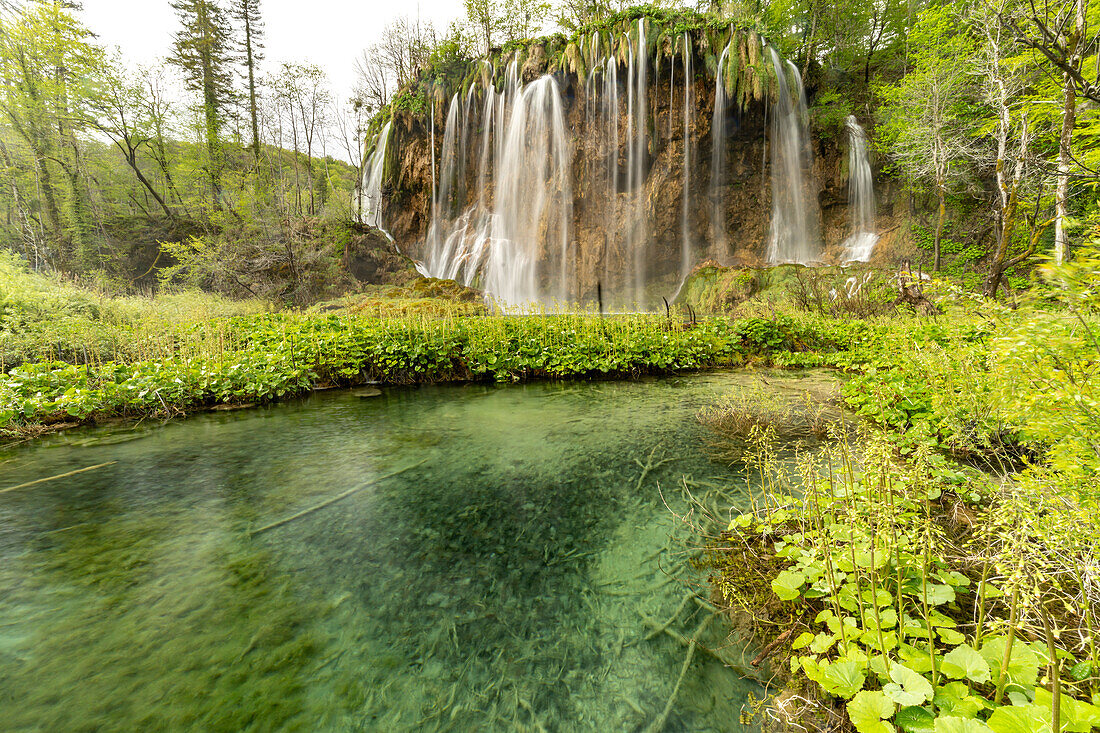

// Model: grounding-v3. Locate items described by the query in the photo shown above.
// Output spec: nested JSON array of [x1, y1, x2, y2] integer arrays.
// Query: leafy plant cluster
[[0, 312, 764, 435], [719, 447, 1100, 733]]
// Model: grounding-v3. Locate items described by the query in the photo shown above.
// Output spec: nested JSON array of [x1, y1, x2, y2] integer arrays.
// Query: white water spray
[[421, 71, 573, 308]]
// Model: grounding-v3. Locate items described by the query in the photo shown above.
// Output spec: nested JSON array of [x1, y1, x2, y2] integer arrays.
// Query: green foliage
[[707, 254, 1100, 733], [3, 307, 834, 433]]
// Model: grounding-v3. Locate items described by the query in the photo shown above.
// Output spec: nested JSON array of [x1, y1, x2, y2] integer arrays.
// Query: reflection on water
[[0, 373, 828, 731]]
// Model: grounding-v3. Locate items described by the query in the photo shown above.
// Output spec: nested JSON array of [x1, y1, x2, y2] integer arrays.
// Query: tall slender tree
[[169, 0, 235, 208], [233, 0, 264, 165]]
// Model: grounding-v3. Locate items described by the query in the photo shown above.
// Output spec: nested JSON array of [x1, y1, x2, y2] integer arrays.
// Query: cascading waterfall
[[361, 121, 391, 231], [766, 47, 820, 264], [396, 26, 859, 309], [843, 115, 878, 262], [420, 69, 572, 308], [709, 37, 732, 251], [626, 19, 649, 307], [678, 32, 694, 293], [601, 55, 620, 303], [484, 76, 574, 305]]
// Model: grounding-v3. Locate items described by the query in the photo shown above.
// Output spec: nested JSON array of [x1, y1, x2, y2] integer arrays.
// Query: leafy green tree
[[169, 0, 236, 209], [0, 1, 104, 270], [464, 0, 503, 51], [876, 4, 979, 270], [90, 56, 177, 221]]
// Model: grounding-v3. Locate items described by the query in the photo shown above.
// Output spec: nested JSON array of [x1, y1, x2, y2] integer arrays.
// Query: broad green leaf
[[791, 631, 815, 650], [979, 636, 1041, 687], [884, 664, 935, 706], [926, 584, 956, 605], [1068, 661, 1093, 682], [938, 628, 965, 645], [1033, 688, 1100, 732], [847, 690, 895, 733], [819, 660, 868, 698], [895, 705, 936, 733], [772, 570, 806, 600], [810, 632, 838, 654], [985, 703, 1051, 733], [940, 644, 992, 684], [934, 681, 988, 718], [899, 643, 936, 673], [934, 716, 994, 733]]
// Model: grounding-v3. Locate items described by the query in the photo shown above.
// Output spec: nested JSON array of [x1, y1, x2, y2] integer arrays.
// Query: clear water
[[0, 373, 805, 731]]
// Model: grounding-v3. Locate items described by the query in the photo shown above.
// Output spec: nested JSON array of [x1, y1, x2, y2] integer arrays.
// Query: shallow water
[[0, 372, 829, 731]]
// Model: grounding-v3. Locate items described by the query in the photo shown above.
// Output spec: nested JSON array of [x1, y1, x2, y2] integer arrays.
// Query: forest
[[1, 0, 1099, 732]]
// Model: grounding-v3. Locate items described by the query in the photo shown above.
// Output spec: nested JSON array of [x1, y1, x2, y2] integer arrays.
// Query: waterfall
[[679, 32, 694, 294], [626, 18, 649, 307], [843, 115, 878, 262], [361, 121, 391, 231], [709, 37, 732, 251], [602, 55, 620, 303], [420, 71, 572, 308], [766, 47, 820, 264], [485, 76, 573, 306], [400, 27, 831, 310]]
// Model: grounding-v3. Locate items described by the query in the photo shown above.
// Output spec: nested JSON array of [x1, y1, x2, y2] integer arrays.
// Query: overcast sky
[[80, 0, 467, 100]]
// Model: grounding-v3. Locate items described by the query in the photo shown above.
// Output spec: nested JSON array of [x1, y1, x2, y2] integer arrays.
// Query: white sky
[[80, 0, 467, 101]]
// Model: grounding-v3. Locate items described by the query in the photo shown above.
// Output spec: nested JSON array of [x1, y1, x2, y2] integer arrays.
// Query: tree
[[90, 56, 177, 221], [0, 1, 104, 269], [354, 16, 438, 109], [877, 5, 979, 270], [998, 0, 1098, 263], [501, 0, 550, 42], [973, 1, 1043, 296], [291, 64, 330, 216], [232, 0, 264, 165], [169, 0, 236, 209], [332, 95, 369, 222], [465, 0, 503, 52]]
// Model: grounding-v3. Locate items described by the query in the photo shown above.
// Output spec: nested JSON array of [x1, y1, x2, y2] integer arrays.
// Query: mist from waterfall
[[766, 48, 820, 264], [361, 121, 391, 231], [843, 115, 878, 262]]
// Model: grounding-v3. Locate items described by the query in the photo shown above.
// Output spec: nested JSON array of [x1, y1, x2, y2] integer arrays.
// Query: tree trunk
[[197, 2, 223, 209], [243, 5, 261, 165], [1054, 0, 1086, 264], [933, 183, 945, 271], [123, 144, 175, 219], [1055, 73, 1077, 264]]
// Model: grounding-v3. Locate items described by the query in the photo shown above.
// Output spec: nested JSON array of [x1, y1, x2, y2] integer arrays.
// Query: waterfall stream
[[843, 115, 878, 262], [709, 38, 732, 253], [361, 121, 391, 232], [766, 48, 820, 264], [679, 31, 694, 295]]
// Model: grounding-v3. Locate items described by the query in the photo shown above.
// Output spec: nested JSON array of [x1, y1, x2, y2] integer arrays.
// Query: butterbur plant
[[711, 436, 1100, 733]]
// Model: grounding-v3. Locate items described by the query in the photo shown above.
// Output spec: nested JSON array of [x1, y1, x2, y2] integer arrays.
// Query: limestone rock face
[[344, 224, 419, 286]]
